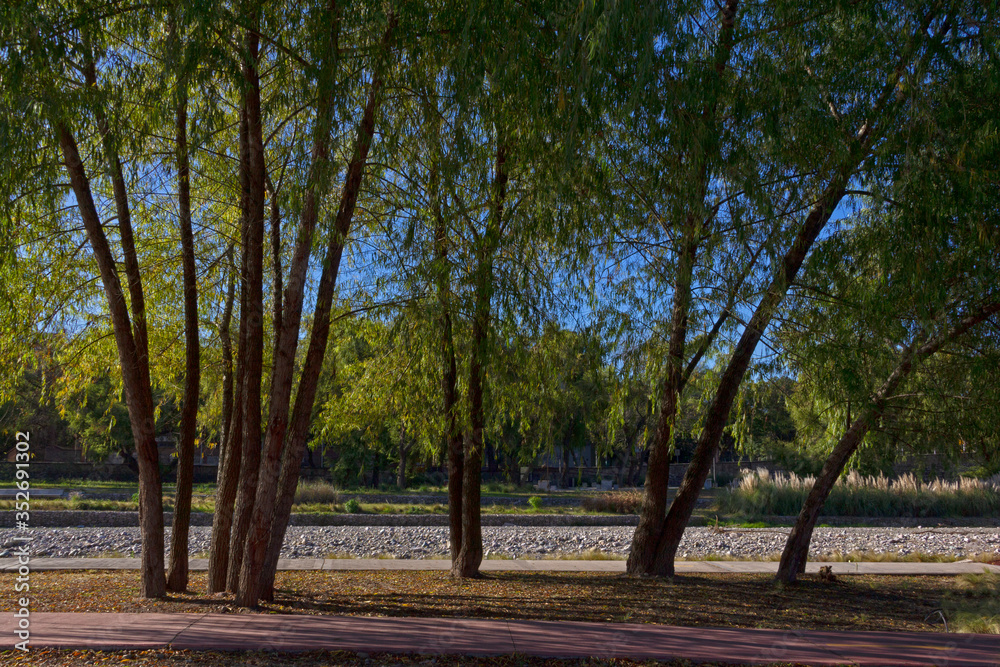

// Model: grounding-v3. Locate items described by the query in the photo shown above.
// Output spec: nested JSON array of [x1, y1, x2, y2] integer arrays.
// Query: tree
[[776, 302, 1000, 582], [4, 3, 179, 596], [774, 28, 1000, 580], [248, 8, 400, 606], [643, 2, 960, 577], [165, 4, 201, 593]]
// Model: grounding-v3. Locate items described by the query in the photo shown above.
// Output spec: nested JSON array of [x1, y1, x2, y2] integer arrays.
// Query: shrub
[[485, 480, 520, 494], [581, 489, 643, 514], [344, 498, 362, 513], [294, 480, 342, 505], [717, 468, 1000, 518], [527, 495, 543, 511]]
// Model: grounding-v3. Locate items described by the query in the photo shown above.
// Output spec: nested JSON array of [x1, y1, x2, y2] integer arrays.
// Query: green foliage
[[527, 495, 543, 511], [344, 498, 362, 514], [506, 325, 610, 463]]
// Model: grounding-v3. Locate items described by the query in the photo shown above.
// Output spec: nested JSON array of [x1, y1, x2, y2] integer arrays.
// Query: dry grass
[[580, 490, 643, 514], [718, 469, 1000, 518], [815, 550, 997, 563], [542, 549, 625, 560], [0, 569, 953, 634], [293, 480, 343, 505]]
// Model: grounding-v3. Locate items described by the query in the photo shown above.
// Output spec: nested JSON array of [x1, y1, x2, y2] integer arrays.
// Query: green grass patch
[[942, 569, 1000, 633]]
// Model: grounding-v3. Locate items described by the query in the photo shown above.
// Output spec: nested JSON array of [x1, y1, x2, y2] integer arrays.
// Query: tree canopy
[[2, 0, 997, 600]]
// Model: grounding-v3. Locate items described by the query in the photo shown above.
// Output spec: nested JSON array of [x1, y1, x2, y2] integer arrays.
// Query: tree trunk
[[256, 22, 394, 602], [235, 0, 341, 607], [454, 310, 485, 577], [208, 313, 243, 592], [623, 0, 738, 577], [431, 137, 464, 563], [776, 301, 1000, 583], [217, 245, 236, 478], [371, 452, 381, 488], [57, 123, 165, 598], [208, 113, 250, 593], [618, 446, 631, 488], [453, 143, 507, 579], [167, 71, 199, 593], [626, 232, 692, 574], [227, 19, 267, 591], [397, 433, 408, 490], [560, 444, 570, 488], [651, 168, 851, 576], [777, 406, 881, 583], [269, 176, 283, 365]]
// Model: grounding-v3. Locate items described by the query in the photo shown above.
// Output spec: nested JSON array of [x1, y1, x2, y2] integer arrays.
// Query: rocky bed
[[2, 526, 998, 560]]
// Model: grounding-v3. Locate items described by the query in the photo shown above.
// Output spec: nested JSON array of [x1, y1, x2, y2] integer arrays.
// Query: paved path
[[2, 557, 998, 575], [2, 612, 999, 665]]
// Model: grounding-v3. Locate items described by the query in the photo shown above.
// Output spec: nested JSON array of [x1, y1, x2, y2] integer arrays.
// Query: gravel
[[1, 526, 998, 560]]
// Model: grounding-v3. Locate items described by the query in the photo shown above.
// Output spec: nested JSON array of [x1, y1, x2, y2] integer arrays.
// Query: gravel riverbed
[[2, 526, 998, 560]]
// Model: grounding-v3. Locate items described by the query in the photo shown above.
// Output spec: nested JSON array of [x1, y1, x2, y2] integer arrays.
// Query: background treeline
[[9, 331, 995, 488], [1, 0, 998, 599]]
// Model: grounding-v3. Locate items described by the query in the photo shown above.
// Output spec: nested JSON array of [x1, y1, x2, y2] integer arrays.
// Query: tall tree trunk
[[167, 69, 199, 593], [453, 143, 507, 579], [210, 433, 240, 582], [445, 325, 463, 563], [626, 0, 737, 577], [454, 301, 486, 577], [217, 245, 236, 477], [269, 176, 283, 364], [235, 0, 341, 608], [627, 227, 697, 574], [256, 22, 394, 602], [434, 215, 465, 561], [208, 115, 249, 593], [430, 134, 464, 563], [227, 17, 267, 593], [776, 301, 1000, 583], [652, 171, 851, 577], [57, 123, 165, 598], [76, 41, 165, 596]]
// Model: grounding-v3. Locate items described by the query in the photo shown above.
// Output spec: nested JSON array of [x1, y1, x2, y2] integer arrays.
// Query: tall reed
[[717, 468, 1000, 518]]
